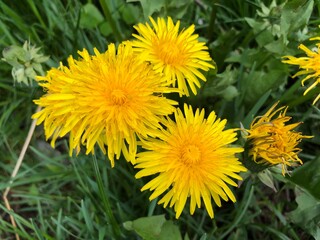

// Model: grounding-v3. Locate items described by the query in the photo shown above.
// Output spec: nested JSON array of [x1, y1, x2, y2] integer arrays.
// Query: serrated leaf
[[288, 189, 320, 239], [280, 0, 314, 42], [245, 18, 274, 46]]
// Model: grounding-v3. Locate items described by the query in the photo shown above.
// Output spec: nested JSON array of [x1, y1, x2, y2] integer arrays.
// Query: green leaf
[[209, 28, 238, 69], [159, 221, 182, 240], [99, 21, 112, 37], [264, 36, 287, 55], [132, 0, 166, 19], [241, 89, 271, 129], [123, 215, 182, 240], [30, 219, 45, 240], [280, 0, 314, 42], [199, 233, 207, 240], [243, 68, 286, 105], [120, 4, 141, 25], [81, 199, 94, 233], [245, 18, 274, 47], [228, 227, 248, 240], [80, 3, 104, 29], [287, 188, 320, 239], [257, 169, 277, 192], [164, 0, 193, 19], [123, 215, 166, 240], [220, 86, 239, 101], [202, 65, 237, 101], [288, 156, 320, 200]]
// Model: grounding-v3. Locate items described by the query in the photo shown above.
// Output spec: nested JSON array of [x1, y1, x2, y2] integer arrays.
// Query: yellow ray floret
[[246, 102, 312, 175], [132, 16, 215, 96], [32, 43, 177, 166], [135, 104, 246, 218], [283, 37, 320, 104]]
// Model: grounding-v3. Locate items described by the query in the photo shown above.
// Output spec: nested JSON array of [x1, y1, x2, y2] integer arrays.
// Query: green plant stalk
[[219, 180, 254, 239], [207, 0, 219, 43], [30, 219, 45, 240], [99, 0, 123, 42], [279, 78, 302, 103], [287, 87, 320, 107], [92, 155, 121, 238], [26, 0, 47, 30], [0, 19, 16, 44]]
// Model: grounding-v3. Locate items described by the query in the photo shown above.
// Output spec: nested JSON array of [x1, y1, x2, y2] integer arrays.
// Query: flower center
[[157, 40, 184, 65], [181, 144, 201, 164], [111, 89, 127, 105]]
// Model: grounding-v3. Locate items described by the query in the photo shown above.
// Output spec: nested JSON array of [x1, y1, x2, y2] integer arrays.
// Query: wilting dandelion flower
[[246, 102, 312, 175], [135, 104, 246, 218], [32, 43, 177, 166], [283, 37, 320, 104], [132, 16, 215, 96]]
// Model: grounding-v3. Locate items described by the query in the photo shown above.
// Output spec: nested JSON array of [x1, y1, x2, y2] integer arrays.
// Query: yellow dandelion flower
[[246, 102, 312, 175], [282, 37, 320, 104], [135, 104, 246, 219], [132, 16, 215, 96], [32, 43, 177, 166]]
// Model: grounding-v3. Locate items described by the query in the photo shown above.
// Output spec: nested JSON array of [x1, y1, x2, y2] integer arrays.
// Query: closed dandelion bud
[[243, 102, 312, 176]]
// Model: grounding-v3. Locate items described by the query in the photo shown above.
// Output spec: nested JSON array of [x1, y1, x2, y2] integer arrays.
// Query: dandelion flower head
[[132, 16, 215, 96], [282, 37, 320, 104], [246, 102, 311, 175], [135, 104, 246, 218], [32, 43, 177, 166]]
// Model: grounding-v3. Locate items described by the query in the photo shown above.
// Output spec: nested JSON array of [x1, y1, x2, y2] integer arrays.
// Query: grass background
[[0, 0, 320, 239]]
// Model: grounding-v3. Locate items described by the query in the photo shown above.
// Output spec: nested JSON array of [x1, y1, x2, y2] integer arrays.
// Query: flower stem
[[92, 155, 121, 238], [219, 179, 254, 239], [207, 0, 219, 43], [99, 0, 123, 42]]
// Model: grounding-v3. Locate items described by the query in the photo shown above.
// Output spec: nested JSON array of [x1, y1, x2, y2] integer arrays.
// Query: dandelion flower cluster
[[246, 102, 311, 175], [135, 104, 246, 218], [32, 16, 254, 219], [283, 37, 320, 104], [32, 43, 177, 166], [132, 16, 215, 96]]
